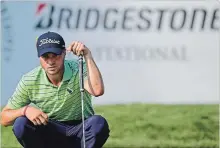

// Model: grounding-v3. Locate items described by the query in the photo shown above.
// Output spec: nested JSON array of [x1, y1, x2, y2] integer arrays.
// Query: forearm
[[84, 53, 104, 96], [0, 107, 24, 126]]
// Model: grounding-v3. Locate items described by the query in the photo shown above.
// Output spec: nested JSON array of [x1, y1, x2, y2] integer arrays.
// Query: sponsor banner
[[1, 1, 219, 105]]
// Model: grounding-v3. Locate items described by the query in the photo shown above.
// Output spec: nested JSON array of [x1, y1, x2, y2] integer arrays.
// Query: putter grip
[[79, 55, 84, 91]]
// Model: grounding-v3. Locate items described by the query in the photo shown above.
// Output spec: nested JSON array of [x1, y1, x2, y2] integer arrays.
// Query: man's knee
[[12, 116, 34, 139], [86, 115, 110, 136]]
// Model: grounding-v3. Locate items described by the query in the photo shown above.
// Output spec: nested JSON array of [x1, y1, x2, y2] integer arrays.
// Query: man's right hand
[[24, 106, 48, 126]]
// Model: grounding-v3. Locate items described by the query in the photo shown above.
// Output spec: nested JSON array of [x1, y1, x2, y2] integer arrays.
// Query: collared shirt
[[7, 60, 94, 121]]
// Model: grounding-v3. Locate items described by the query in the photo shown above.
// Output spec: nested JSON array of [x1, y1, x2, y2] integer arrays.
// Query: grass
[[1, 104, 219, 148]]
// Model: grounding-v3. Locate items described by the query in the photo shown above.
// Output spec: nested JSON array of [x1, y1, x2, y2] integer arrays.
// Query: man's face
[[40, 51, 65, 75]]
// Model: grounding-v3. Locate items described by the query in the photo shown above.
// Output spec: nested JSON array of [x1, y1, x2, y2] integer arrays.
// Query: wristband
[[22, 105, 29, 116]]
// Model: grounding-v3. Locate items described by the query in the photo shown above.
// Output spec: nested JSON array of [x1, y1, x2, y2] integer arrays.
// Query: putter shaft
[[79, 55, 86, 148]]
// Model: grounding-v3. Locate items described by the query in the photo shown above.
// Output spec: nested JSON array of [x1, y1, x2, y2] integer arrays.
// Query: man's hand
[[66, 41, 104, 97], [24, 106, 48, 126], [66, 41, 91, 57]]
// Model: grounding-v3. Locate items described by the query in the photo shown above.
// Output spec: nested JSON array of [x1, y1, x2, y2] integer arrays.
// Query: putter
[[79, 54, 86, 148]]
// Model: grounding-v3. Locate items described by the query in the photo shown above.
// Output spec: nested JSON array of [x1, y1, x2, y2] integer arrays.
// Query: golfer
[[0, 31, 110, 148]]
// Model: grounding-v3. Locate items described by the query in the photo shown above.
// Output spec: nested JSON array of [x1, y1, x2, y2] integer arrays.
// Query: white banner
[[1, 1, 219, 105]]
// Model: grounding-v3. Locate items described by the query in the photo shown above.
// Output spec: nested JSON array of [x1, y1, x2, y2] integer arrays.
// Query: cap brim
[[38, 48, 63, 57]]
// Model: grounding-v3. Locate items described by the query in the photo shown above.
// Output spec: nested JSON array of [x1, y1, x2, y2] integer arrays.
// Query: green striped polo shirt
[[7, 60, 94, 121]]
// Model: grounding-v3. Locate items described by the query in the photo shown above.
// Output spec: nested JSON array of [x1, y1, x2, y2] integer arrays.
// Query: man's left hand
[[66, 41, 91, 57]]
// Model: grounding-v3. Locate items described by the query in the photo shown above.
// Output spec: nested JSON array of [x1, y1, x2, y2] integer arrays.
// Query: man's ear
[[63, 50, 66, 55]]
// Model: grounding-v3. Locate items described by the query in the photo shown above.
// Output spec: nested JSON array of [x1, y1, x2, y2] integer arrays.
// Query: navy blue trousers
[[12, 115, 110, 148]]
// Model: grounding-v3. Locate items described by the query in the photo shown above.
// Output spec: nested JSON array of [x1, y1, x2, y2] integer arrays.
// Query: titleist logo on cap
[[39, 38, 60, 46]]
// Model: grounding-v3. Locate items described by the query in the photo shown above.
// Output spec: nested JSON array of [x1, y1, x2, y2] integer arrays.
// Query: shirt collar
[[42, 69, 53, 86], [62, 60, 72, 81]]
